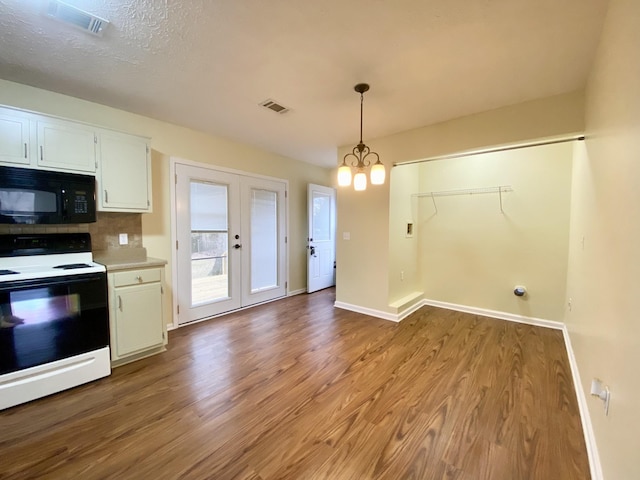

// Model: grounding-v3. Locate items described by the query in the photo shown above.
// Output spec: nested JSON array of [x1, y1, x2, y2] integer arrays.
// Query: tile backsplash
[[88, 212, 143, 251], [0, 212, 143, 252]]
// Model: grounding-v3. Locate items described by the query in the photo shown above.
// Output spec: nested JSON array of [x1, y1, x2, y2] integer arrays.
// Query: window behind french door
[[175, 163, 287, 325]]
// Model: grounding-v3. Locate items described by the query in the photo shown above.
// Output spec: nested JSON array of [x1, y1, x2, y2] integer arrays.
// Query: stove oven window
[[0, 275, 109, 375]]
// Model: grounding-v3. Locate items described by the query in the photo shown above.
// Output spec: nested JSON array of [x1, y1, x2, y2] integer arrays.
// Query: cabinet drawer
[[114, 268, 161, 287]]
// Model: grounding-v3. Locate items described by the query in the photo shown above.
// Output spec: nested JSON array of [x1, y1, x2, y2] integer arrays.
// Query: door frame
[[169, 156, 289, 329]]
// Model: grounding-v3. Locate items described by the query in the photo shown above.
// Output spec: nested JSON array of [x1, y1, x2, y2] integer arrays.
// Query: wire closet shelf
[[412, 185, 513, 214]]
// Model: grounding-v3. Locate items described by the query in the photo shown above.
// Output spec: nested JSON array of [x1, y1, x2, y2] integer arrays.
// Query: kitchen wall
[[88, 213, 143, 251], [337, 90, 585, 314], [0, 79, 333, 325], [0, 212, 142, 252], [565, 0, 640, 477]]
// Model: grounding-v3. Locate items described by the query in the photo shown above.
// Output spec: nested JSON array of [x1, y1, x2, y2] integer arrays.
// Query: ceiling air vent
[[260, 99, 290, 115], [46, 0, 110, 37]]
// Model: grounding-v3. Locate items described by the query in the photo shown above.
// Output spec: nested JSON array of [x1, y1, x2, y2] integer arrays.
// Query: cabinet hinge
[[175, 173, 177, 185], [147, 199, 150, 207], [285, 190, 288, 198], [176, 240, 179, 250], [94, 135, 97, 144], [161, 286, 164, 294], [285, 281, 288, 289], [177, 305, 180, 314], [285, 236, 287, 243], [146, 145, 149, 154]]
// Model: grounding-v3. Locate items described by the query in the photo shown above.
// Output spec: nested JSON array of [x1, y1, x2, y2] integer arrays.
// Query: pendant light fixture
[[338, 83, 385, 191]]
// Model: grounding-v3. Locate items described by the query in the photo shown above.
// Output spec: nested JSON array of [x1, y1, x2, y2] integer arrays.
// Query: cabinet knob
[[135, 275, 142, 282]]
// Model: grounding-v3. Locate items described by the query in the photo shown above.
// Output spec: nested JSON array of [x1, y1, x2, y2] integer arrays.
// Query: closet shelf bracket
[[412, 185, 513, 214]]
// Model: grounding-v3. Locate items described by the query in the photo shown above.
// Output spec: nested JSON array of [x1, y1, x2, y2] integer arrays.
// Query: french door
[[175, 163, 287, 324]]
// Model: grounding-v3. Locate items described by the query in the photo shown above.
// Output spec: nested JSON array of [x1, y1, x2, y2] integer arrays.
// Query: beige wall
[[337, 91, 584, 313], [565, 0, 640, 477], [413, 142, 573, 320], [0, 79, 332, 322], [387, 163, 421, 307]]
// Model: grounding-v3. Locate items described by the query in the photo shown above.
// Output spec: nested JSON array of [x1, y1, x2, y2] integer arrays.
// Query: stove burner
[[53, 263, 93, 270], [0, 269, 18, 275]]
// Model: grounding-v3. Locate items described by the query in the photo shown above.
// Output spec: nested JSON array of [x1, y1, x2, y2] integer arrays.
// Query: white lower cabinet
[[108, 266, 166, 366]]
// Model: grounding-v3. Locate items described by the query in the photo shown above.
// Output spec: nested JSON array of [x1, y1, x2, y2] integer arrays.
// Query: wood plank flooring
[[0, 288, 590, 479]]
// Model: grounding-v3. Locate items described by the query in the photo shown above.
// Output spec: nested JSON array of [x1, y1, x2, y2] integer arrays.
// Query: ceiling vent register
[[46, 0, 110, 37], [260, 99, 290, 114]]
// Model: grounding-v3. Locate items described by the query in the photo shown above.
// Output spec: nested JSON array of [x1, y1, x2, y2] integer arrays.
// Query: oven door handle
[[0, 272, 106, 292]]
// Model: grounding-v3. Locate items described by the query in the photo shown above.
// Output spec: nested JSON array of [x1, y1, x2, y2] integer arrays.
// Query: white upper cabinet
[[37, 118, 96, 173], [97, 130, 152, 212], [0, 108, 30, 165], [0, 105, 152, 212]]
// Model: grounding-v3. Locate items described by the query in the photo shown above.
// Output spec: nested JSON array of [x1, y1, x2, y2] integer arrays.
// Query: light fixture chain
[[360, 91, 364, 145]]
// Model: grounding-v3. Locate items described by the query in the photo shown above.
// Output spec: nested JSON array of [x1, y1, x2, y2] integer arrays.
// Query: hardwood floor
[[0, 288, 590, 479]]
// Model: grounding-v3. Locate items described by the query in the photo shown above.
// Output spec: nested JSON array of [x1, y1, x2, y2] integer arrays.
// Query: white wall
[[415, 142, 573, 321], [565, 0, 640, 477]]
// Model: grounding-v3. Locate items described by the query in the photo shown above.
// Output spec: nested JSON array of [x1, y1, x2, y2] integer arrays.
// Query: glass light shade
[[354, 171, 367, 191], [370, 161, 386, 185], [337, 164, 352, 186]]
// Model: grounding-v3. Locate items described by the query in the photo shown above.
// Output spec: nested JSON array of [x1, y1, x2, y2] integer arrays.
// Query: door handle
[[118, 295, 123, 311], [310, 246, 316, 257], [233, 244, 242, 249]]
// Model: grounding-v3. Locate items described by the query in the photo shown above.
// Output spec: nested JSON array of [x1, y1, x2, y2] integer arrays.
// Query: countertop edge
[[95, 256, 167, 271]]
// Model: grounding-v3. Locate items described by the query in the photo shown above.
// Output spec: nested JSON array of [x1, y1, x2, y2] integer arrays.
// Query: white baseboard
[[562, 326, 603, 480], [333, 301, 399, 322], [288, 288, 306, 297], [421, 298, 564, 330], [334, 296, 600, 478], [396, 299, 425, 322]]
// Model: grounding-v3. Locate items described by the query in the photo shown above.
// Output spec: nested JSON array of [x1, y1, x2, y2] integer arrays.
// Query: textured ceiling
[[0, 0, 608, 168]]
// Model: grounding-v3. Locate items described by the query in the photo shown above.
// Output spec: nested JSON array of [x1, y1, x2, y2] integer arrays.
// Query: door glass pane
[[190, 181, 229, 305], [250, 189, 277, 292], [312, 192, 331, 241]]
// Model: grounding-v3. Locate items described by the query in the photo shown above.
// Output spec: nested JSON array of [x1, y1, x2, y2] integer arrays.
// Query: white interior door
[[175, 163, 287, 325], [307, 184, 336, 293]]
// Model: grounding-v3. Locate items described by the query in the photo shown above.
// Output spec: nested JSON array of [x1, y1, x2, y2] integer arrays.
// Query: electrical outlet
[[118, 233, 128, 245]]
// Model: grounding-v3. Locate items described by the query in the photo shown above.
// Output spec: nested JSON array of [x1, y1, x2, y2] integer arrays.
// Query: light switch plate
[[119, 233, 128, 245]]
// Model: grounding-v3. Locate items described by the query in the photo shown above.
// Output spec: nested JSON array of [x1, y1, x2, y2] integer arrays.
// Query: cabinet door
[[99, 131, 151, 212], [114, 283, 163, 357], [0, 111, 30, 165], [37, 119, 96, 173]]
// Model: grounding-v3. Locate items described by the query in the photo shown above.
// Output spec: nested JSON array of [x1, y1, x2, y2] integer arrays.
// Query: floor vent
[[46, 0, 110, 37], [260, 99, 290, 114]]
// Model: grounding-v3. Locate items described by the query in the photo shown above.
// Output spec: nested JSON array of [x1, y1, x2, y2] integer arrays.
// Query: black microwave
[[0, 166, 96, 224]]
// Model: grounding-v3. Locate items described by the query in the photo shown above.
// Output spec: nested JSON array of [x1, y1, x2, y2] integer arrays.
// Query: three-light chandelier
[[338, 83, 385, 191]]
